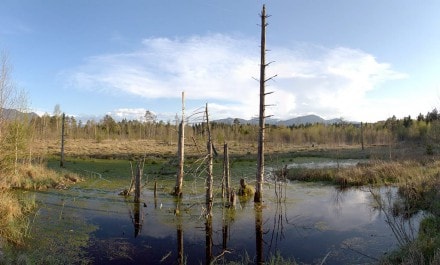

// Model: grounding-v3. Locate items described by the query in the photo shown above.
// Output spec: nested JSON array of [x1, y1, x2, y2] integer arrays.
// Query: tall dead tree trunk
[[361, 122, 365, 150], [134, 162, 142, 203], [205, 103, 213, 217], [255, 5, 268, 203], [174, 92, 185, 197], [60, 113, 65, 167], [223, 143, 230, 201]]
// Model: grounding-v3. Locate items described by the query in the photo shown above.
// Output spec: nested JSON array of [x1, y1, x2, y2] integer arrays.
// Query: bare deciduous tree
[[0, 52, 14, 137], [0, 51, 31, 177]]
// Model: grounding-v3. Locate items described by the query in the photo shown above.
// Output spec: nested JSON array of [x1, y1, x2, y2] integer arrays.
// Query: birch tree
[[0, 52, 31, 177]]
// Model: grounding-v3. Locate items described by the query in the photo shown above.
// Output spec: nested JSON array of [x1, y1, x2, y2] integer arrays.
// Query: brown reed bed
[[283, 159, 440, 188]]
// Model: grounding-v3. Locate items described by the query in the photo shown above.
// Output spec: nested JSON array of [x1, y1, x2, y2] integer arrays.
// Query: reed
[[283, 160, 440, 188]]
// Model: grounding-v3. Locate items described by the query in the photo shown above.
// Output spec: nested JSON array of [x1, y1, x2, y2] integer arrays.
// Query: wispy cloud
[[67, 34, 406, 121]]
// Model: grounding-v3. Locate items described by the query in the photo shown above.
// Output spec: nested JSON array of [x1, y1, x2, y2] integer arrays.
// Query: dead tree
[[255, 5, 275, 203], [361, 122, 365, 150], [60, 113, 65, 167], [134, 162, 142, 203], [222, 143, 231, 200], [205, 103, 213, 217], [174, 92, 185, 197]]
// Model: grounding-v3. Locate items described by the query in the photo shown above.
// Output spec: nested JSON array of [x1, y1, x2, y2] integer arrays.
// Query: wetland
[[1, 153, 429, 264]]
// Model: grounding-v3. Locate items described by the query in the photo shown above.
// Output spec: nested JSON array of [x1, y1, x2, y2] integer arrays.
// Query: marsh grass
[[1, 164, 82, 190], [283, 160, 440, 188], [0, 163, 80, 250], [369, 161, 440, 265], [0, 190, 36, 245]]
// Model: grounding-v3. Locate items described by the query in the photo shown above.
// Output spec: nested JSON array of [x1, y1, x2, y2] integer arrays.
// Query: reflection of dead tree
[[205, 216, 213, 264], [255, 204, 264, 265], [127, 201, 144, 238], [370, 187, 416, 247], [175, 198, 184, 265], [177, 226, 184, 264], [218, 201, 235, 263], [122, 160, 146, 238], [332, 187, 347, 216], [132, 202, 142, 237], [268, 165, 288, 253]]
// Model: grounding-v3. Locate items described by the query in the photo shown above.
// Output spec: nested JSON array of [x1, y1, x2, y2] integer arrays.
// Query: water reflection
[[175, 198, 184, 265], [369, 187, 419, 247], [131, 202, 143, 238], [255, 204, 264, 265], [177, 226, 184, 265], [28, 181, 423, 264], [268, 178, 289, 252], [205, 216, 213, 264]]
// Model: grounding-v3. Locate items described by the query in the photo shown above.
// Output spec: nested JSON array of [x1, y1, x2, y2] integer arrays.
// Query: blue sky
[[1, 1, 439, 122]]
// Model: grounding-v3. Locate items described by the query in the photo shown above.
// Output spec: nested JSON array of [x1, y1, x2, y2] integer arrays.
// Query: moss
[[237, 179, 255, 197]]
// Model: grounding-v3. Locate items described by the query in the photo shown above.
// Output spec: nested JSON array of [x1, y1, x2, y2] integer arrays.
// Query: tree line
[[27, 108, 440, 149]]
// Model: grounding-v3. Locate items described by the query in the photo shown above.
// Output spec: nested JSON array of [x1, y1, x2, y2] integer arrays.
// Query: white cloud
[[108, 108, 148, 121], [67, 34, 406, 121]]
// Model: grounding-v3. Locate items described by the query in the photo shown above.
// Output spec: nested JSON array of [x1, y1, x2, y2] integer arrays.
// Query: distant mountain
[[214, 117, 281, 125], [278, 114, 325, 126], [214, 114, 353, 126], [1, 108, 39, 120]]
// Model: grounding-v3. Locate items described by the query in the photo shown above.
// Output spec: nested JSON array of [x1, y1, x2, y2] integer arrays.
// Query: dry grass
[[0, 190, 35, 245], [3, 164, 82, 190], [0, 164, 80, 246], [284, 159, 440, 188], [30, 138, 372, 159]]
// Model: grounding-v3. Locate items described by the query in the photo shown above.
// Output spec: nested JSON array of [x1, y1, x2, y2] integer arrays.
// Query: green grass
[[1, 194, 98, 265]]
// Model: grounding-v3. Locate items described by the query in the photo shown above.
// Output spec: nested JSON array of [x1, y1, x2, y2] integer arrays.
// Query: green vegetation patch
[[1, 196, 98, 264]]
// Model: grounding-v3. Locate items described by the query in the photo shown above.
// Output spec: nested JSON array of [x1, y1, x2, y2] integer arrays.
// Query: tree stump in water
[[229, 189, 236, 208], [238, 178, 255, 197]]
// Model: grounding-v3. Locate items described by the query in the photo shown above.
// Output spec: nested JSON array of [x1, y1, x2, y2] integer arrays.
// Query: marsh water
[[15, 159, 422, 264]]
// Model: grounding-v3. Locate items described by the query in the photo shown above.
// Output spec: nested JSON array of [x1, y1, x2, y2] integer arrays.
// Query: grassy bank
[[0, 164, 81, 246]]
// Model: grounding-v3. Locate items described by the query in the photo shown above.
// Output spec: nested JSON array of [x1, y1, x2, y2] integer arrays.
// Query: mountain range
[[2, 108, 357, 126], [214, 114, 355, 126], [1, 108, 39, 120]]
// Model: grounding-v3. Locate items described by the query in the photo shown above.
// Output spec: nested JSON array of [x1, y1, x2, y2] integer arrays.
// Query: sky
[[1, 1, 440, 123]]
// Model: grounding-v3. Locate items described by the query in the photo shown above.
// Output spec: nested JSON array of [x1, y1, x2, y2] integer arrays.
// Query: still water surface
[[29, 177, 421, 264]]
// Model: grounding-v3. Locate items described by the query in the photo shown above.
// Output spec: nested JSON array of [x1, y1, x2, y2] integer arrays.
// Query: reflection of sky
[[286, 158, 366, 169], [287, 186, 380, 231], [32, 182, 412, 264]]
